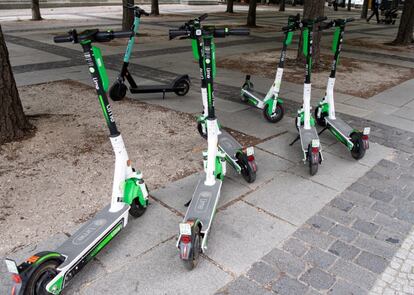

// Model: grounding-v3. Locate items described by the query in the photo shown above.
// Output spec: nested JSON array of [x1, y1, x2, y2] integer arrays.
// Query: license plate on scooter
[[5, 259, 19, 274], [363, 127, 370, 135], [179, 223, 192, 236], [245, 147, 254, 156]]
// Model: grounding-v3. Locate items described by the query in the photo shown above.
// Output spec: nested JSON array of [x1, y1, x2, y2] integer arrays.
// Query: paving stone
[[272, 275, 309, 295], [330, 198, 354, 212], [352, 219, 380, 236], [329, 259, 377, 290], [329, 240, 360, 261], [394, 207, 414, 223], [306, 215, 335, 232], [340, 190, 375, 208], [375, 227, 404, 246], [221, 276, 273, 295], [303, 248, 337, 269], [293, 226, 336, 250], [374, 213, 412, 235], [348, 182, 374, 196], [328, 279, 367, 295], [353, 235, 396, 260], [246, 261, 279, 285], [282, 238, 309, 258], [371, 200, 396, 216], [328, 224, 359, 243], [370, 190, 394, 203], [262, 248, 306, 278], [355, 251, 389, 274], [300, 268, 336, 290], [350, 206, 378, 222], [319, 206, 356, 226]]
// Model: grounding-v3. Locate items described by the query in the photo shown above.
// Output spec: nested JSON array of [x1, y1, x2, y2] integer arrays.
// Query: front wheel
[[182, 225, 202, 270], [129, 195, 148, 218], [263, 103, 284, 123], [236, 152, 256, 183], [174, 79, 190, 96], [26, 260, 59, 295], [109, 82, 127, 101], [350, 133, 366, 160], [314, 106, 327, 127]]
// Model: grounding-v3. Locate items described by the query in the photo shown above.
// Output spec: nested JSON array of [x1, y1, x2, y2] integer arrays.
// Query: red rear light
[[12, 274, 21, 284], [362, 135, 369, 141], [311, 147, 319, 154], [247, 155, 255, 162], [180, 235, 191, 244]]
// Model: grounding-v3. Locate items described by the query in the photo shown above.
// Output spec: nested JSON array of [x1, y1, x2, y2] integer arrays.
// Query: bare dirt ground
[[218, 49, 414, 98], [0, 80, 206, 256]]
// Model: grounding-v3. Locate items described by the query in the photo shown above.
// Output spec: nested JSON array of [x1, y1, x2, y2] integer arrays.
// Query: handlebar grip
[[53, 35, 73, 43], [228, 28, 250, 36], [169, 29, 189, 40], [112, 31, 134, 38], [199, 13, 208, 21]]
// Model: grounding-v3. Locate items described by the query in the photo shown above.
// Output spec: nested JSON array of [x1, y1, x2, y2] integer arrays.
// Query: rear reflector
[[311, 147, 319, 154], [180, 235, 191, 244], [362, 135, 369, 141], [247, 155, 255, 162], [12, 274, 21, 284]]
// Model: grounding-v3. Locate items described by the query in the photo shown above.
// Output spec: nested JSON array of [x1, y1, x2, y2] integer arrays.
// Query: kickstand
[[318, 127, 328, 136], [289, 135, 300, 146], [184, 199, 191, 207]]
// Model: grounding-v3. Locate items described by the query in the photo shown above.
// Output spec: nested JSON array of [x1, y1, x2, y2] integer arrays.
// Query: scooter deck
[[325, 117, 353, 138], [56, 204, 129, 270], [242, 88, 263, 101], [299, 126, 319, 152], [130, 85, 175, 93], [218, 129, 242, 162], [184, 179, 222, 235]]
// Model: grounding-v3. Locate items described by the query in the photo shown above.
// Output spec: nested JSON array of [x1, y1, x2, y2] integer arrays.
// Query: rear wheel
[[263, 103, 284, 123], [174, 79, 190, 96], [182, 225, 201, 271], [314, 106, 327, 127], [350, 132, 366, 160], [26, 260, 59, 295], [308, 145, 319, 176], [109, 82, 127, 101], [236, 152, 256, 183], [129, 195, 148, 218]]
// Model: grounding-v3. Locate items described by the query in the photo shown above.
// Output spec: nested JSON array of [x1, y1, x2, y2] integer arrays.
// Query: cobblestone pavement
[[370, 229, 414, 295]]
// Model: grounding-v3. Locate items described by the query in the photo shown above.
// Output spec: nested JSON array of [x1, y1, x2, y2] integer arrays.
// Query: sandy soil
[[218, 49, 414, 98], [0, 80, 206, 256]]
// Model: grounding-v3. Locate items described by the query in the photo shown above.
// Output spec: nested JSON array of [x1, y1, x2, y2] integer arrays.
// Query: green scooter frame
[[314, 18, 370, 160], [4, 29, 149, 295]]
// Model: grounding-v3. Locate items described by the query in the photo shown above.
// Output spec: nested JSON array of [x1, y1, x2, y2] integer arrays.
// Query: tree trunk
[[392, 0, 414, 45], [347, 0, 352, 10], [0, 26, 32, 145], [31, 0, 42, 21], [226, 0, 234, 13], [279, 0, 286, 11], [361, 0, 369, 18], [296, 0, 325, 67], [122, 0, 134, 30], [151, 0, 160, 16], [247, 0, 257, 27]]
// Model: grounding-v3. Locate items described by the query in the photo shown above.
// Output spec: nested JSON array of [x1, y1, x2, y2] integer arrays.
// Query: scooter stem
[[326, 77, 336, 120], [303, 83, 312, 130], [110, 135, 132, 212], [205, 119, 220, 186], [201, 87, 208, 117]]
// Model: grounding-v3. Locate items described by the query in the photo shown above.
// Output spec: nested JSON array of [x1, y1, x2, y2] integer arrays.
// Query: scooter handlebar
[[169, 29, 190, 40], [54, 35, 74, 43], [227, 28, 250, 36], [54, 30, 133, 44], [199, 13, 208, 21]]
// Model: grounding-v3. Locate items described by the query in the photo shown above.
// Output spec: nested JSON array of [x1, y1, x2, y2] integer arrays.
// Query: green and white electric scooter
[[314, 18, 370, 159], [4, 29, 149, 295], [240, 14, 301, 123], [109, 5, 190, 101], [177, 15, 257, 185], [169, 20, 254, 270], [290, 17, 327, 176]]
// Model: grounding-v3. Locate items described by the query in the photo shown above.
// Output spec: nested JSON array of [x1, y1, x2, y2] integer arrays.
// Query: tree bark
[[247, 0, 257, 27], [361, 0, 369, 18], [296, 0, 325, 67], [392, 0, 414, 45], [279, 0, 286, 11], [31, 0, 42, 21], [0, 26, 32, 145], [122, 0, 135, 30], [347, 0, 352, 10], [151, 0, 160, 16], [226, 0, 234, 13]]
